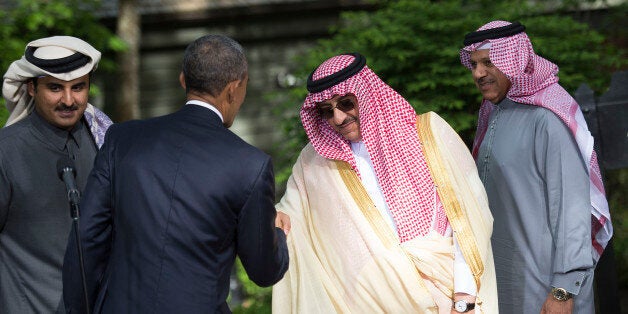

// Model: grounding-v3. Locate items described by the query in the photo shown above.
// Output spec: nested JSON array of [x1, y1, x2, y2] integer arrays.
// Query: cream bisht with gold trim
[[272, 112, 497, 313]]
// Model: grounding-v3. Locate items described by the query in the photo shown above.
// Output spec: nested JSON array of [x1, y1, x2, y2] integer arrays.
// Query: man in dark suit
[[62, 34, 289, 314]]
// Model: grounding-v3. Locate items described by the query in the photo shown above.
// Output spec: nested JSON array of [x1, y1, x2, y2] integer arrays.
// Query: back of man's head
[[181, 35, 247, 97]]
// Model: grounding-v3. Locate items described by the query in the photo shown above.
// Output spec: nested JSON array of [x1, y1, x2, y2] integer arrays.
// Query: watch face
[[555, 290, 566, 299], [454, 300, 467, 312], [552, 288, 568, 301]]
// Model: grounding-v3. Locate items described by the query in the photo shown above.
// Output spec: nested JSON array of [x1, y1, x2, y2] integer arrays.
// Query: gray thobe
[[477, 98, 594, 313], [0, 111, 97, 313]]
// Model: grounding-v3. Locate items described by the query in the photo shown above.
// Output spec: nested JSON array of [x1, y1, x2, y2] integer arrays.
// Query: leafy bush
[[270, 0, 625, 185], [606, 168, 628, 287], [230, 259, 272, 314], [263, 0, 627, 310]]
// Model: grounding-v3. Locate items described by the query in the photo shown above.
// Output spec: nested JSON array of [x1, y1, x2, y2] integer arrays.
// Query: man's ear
[[226, 80, 239, 103], [27, 80, 36, 97], [178, 72, 186, 90]]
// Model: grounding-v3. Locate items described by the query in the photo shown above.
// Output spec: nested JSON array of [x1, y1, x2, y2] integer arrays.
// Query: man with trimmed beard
[[460, 21, 613, 313], [272, 53, 498, 313], [0, 36, 112, 313]]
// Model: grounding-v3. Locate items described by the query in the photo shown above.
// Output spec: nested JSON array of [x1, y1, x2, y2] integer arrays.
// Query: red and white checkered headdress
[[301, 53, 449, 242], [460, 21, 612, 259]]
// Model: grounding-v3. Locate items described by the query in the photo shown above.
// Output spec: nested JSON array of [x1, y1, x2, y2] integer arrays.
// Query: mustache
[[477, 77, 493, 85], [55, 104, 79, 111], [336, 116, 357, 127]]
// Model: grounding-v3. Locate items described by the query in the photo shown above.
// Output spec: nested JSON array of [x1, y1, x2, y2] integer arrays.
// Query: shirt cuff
[[551, 269, 591, 295], [453, 236, 477, 295]]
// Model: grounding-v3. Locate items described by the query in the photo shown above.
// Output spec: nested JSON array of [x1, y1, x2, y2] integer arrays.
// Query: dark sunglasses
[[315, 98, 356, 120]]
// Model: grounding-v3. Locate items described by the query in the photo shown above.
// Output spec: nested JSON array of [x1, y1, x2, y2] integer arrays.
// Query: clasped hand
[[275, 211, 291, 235]]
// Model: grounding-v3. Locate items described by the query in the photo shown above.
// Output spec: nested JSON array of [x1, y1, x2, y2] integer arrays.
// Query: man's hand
[[540, 293, 574, 314], [275, 211, 291, 235]]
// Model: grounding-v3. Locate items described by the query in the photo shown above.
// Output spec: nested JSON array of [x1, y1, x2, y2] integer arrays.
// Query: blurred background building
[[94, 0, 372, 159]]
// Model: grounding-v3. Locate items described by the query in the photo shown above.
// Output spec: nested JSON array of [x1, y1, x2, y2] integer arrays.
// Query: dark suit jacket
[[63, 104, 288, 313]]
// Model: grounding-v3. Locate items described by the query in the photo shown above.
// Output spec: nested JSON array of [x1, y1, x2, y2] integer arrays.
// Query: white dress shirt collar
[[186, 100, 224, 123]]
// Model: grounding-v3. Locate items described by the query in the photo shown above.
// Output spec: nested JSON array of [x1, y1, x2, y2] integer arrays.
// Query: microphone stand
[[67, 184, 91, 314]]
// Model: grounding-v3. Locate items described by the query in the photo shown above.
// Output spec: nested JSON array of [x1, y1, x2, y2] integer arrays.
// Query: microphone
[[57, 156, 81, 215], [58, 156, 91, 313]]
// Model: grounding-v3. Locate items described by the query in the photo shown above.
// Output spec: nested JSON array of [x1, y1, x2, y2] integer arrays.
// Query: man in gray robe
[[459, 21, 613, 314], [0, 36, 112, 313]]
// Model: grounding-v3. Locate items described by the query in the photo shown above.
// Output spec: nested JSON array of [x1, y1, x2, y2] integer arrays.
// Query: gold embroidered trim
[[335, 161, 399, 248], [416, 113, 484, 289]]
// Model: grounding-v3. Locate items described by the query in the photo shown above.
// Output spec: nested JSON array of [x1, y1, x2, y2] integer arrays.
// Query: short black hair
[[182, 34, 247, 96]]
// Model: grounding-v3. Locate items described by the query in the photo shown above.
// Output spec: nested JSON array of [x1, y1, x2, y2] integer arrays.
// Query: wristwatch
[[453, 300, 476, 313], [551, 287, 573, 301]]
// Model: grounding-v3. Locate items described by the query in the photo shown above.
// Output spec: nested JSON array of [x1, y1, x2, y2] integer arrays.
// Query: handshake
[[275, 211, 291, 235]]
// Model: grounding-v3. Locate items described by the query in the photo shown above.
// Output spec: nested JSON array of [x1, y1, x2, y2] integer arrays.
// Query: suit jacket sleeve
[[236, 157, 289, 287], [63, 125, 116, 313]]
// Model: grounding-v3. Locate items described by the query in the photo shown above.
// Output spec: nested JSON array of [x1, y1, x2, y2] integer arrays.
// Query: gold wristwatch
[[551, 287, 573, 301]]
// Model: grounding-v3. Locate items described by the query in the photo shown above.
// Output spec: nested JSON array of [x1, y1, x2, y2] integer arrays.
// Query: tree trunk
[[115, 0, 141, 121]]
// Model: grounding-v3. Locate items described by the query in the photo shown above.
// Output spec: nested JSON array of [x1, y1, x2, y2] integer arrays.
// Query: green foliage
[[0, 0, 125, 126], [0, 100, 8, 125], [267, 0, 627, 307], [270, 0, 626, 187], [606, 168, 628, 288], [231, 259, 272, 314]]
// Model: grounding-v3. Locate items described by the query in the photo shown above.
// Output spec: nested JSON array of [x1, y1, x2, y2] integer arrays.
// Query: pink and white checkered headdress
[[460, 21, 612, 260], [301, 53, 448, 242]]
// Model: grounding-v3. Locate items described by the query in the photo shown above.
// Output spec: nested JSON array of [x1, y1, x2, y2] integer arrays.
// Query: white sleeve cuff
[[454, 235, 477, 295]]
